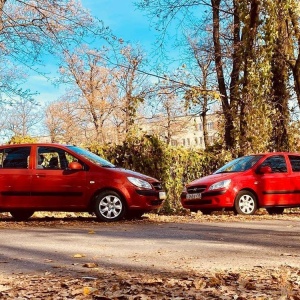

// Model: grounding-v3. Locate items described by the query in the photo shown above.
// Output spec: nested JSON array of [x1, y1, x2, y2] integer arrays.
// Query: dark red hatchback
[[181, 152, 300, 215], [0, 143, 166, 221]]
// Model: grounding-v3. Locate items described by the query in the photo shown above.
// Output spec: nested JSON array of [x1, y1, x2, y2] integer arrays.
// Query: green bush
[[8, 135, 38, 144], [87, 135, 232, 214]]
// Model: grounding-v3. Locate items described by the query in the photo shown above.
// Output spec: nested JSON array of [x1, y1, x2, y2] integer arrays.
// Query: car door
[[287, 154, 300, 205], [30, 146, 88, 209], [0, 146, 32, 209], [255, 154, 293, 206]]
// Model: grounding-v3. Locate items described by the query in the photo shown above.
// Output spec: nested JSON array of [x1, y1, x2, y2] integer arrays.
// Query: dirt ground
[[0, 211, 299, 299]]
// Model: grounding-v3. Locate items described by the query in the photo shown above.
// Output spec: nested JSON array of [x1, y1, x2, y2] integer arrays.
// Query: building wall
[[170, 115, 219, 148], [139, 114, 219, 149]]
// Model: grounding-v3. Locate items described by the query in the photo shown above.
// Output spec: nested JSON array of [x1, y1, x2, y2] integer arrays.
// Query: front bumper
[[181, 189, 233, 210], [133, 190, 166, 209]]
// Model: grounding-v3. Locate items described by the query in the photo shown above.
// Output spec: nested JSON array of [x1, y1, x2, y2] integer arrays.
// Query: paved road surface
[[0, 218, 299, 276]]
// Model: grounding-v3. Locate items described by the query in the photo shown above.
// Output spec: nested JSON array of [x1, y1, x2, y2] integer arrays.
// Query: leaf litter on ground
[[0, 210, 299, 299]]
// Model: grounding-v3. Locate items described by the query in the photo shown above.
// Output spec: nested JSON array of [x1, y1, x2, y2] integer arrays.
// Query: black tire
[[266, 207, 284, 215], [126, 210, 144, 220], [234, 190, 257, 215], [10, 210, 34, 221], [200, 209, 213, 215], [94, 190, 126, 222]]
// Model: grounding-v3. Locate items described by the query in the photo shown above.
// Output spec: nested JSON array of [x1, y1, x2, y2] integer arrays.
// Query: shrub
[[87, 135, 232, 214]]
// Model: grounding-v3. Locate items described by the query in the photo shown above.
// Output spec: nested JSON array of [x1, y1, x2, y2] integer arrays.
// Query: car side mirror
[[68, 161, 83, 170], [258, 165, 272, 174]]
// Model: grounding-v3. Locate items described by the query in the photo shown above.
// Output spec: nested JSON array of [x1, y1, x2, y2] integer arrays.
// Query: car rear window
[[288, 155, 300, 172], [0, 147, 31, 169]]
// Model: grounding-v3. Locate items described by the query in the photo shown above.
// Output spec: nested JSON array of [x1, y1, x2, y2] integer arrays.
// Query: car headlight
[[208, 179, 231, 191], [127, 177, 152, 189]]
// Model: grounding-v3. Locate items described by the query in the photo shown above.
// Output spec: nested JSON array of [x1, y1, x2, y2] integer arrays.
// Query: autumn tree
[[137, 0, 300, 154], [45, 96, 86, 144], [143, 86, 190, 145], [114, 45, 148, 136], [58, 47, 119, 143], [0, 0, 102, 101], [287, 1, 300, 107], [182, 35, 218, 149], [0, 97, 43, 138], [137, 0, 238, 151]]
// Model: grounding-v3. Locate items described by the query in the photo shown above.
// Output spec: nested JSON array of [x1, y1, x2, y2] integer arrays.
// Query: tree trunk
[[288, 7, 300, 108], [239, 0, 260, 155], [270, 3, 290, 151], [211, 0, 235, 150]]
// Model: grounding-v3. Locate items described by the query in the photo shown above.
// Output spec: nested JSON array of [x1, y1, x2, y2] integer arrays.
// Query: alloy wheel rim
[[239, 195, 255, 214], [99, 195, 122, 219]]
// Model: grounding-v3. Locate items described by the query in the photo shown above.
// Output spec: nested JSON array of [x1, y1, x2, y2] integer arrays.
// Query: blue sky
[[29, 0, 158, 104], [84, 0, 155, 46]]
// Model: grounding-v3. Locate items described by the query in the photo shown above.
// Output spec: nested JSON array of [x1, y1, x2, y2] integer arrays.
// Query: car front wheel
[[234, 191, 257, 215], [10, 210, 34, 221], [94, 190, 126, 222], [200, 209, 213, 215]]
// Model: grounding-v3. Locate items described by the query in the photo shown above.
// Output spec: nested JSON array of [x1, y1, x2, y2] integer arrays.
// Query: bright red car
[[181, 152, 300, 215], [0, 143, 166, 221]]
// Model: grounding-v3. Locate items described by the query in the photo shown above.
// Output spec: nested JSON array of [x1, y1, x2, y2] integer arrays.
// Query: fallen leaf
[[73, 254, 85, 258], [82, 263, 98, 268], [83, 286, 97, 295]]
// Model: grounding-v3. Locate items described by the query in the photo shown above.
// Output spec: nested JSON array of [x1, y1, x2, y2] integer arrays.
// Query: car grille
[[152, 182, 163, 190], [187, 186, 206, 194]]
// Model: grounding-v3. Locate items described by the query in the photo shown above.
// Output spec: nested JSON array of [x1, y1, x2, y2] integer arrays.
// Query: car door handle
[[35, 174, 46, 178]]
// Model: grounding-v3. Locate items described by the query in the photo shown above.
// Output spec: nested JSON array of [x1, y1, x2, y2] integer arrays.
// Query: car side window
[[37, 146, 79, 170], [288, 155, 300, 172], [260, 155, 287, 173], [0, 147, 31, 169]]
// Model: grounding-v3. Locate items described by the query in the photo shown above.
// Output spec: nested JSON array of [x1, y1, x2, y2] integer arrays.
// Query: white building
[[139, 113, 220, 149]]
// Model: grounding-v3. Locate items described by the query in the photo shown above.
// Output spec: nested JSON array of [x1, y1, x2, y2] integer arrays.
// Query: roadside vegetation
[[0, 0, 300, 159]]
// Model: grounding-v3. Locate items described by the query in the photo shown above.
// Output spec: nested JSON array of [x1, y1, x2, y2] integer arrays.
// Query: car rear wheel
[[10, 210, 34, 221], [94, 190, 126, 222], [234, 191, 257, 215], [266, 207, 284, 215]]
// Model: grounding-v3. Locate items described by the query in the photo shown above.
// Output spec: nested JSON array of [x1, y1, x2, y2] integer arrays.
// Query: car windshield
[[67, 146, 115, 168], [214, 155, 263, 174]]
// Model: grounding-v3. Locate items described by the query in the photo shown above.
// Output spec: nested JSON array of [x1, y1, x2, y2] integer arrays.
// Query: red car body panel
[[0, 143, 165, 214], [181, 152, 300, 212]]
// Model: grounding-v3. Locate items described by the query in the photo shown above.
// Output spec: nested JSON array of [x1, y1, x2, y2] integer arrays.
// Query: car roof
[[0, 143, 72, 148], [245, 152, 300, 156]]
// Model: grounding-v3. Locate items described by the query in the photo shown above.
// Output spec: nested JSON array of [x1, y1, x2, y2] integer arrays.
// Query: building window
[[194, 137, 198, 144], [182, 139, 185, 146], [199, 123, 203, 131], [187, 138, 190, 146], [207, 122, 214, 130]]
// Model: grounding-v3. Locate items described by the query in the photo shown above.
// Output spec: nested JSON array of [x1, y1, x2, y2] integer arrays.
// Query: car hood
[[111, 167, 158, 182], [188, 172, 239, 186]]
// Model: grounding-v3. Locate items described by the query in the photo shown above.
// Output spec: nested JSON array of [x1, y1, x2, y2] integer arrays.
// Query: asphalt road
[[0, 217, 299, 276]]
